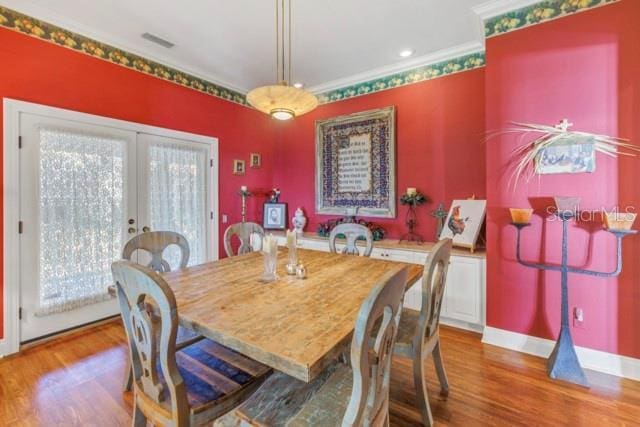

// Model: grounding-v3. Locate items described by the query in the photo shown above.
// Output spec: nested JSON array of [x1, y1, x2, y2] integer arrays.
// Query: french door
[[18, 112, 215, 342]]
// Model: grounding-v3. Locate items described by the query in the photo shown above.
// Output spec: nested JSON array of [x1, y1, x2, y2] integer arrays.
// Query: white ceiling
[[2, 0, 491, 93]]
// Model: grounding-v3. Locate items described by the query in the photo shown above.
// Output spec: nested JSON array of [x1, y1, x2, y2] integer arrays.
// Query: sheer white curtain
[[37, 128, 126, 316], [148, 141, 207, 267]]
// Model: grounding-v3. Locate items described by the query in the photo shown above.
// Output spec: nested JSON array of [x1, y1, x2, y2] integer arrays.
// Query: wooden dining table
[[162, 248, 423, 383]]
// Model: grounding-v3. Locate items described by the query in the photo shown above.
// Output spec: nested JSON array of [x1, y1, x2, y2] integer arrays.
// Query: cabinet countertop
[[268, 231, 486, 260]]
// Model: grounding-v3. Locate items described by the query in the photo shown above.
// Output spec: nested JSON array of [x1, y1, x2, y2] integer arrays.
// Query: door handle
[[142, 226, 151, 233]]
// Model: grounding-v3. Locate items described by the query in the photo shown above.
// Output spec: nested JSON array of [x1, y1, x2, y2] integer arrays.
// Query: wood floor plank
[[1, 320, 639, 426]]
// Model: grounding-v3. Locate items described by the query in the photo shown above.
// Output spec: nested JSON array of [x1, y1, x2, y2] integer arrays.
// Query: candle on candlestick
[[509, 208, 533, 225], [406, 187, 417, 196], [240, 185, 248, 192], [554, 196, 580, 215], [604, 212, 637, 230]]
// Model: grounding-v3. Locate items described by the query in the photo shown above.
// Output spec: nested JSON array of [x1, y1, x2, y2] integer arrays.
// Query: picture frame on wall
[[233, 159, 245, 175], [439, 199, 486, 253], [250, 153, 262, 168], [315, 106, 396, 218], [263, 203, 288, 230]]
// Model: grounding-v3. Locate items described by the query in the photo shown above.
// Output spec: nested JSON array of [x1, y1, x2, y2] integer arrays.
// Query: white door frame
[[1, 98, 219, 356]]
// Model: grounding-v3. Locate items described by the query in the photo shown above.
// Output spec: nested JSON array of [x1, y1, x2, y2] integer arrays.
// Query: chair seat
[[216, 362, 349, 427], [153, 339, 272, 415], [175, 326, 202, 349], [393, 308, 420, 356]]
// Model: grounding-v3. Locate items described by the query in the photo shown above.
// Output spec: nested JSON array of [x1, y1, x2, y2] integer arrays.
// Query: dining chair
[[216, 267, 408, 427], [328, 223, 374, 257], [112, 260, 272, 427], [394, 238, 452, 427], [223, 222, 265, 257], [120, 231, 203, 392]]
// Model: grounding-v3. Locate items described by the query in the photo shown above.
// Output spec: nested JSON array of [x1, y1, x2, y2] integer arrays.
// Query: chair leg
[[413, 354, 434, 427], [123, 357, 133, 392], [432, 340, 449, 397], [132, 397, 147, 427]]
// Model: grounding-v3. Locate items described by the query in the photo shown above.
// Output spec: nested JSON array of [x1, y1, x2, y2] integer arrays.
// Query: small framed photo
[[250, 153, 262, 168], [233, 159, 245, 175], [263, 203, 287, 230]]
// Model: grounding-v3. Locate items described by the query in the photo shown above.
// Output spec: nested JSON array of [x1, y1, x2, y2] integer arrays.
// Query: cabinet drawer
[[371, 248, 415, 263]]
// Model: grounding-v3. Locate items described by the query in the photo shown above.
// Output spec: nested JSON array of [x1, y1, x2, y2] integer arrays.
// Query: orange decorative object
[[603, 212, 637, 230], [509, 208, 533, 225]]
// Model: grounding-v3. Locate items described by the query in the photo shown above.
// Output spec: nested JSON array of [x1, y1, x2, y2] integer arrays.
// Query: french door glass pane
[[148, 141, 206, 267], [38, 128, 126, 315]]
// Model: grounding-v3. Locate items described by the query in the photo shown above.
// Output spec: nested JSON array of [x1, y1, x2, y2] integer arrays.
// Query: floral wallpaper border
[[316, 52, 486, 104], [0, 1, 621, 108], [0, 6, 248, 106], [484, 0, 619, 38]]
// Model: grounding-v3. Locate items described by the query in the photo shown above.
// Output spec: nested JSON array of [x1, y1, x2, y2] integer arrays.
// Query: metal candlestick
[[400, 204, 423, 244], [512, 212, 636, 387], [238, 189, 251, 223]]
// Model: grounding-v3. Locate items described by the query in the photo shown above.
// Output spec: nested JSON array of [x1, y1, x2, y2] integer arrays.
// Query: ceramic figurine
[[292, 207, 307, 235]]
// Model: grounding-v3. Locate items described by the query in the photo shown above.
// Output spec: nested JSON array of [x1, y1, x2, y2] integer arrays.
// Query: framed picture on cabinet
[[263, 203, 287, 230]]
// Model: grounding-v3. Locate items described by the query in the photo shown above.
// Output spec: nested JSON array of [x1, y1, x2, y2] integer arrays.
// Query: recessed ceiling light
[[293, 82, 304, 89], [399, 49, 415, 58]]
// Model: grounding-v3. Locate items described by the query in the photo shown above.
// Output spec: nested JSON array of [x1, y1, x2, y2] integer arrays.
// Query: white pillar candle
[[240, 185, 248, 192], [406, 187, 417, 196]]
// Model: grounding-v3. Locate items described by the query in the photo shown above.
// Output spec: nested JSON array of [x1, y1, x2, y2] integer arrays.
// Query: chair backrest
[[111, 260, 189, 425], [223, 222, 264, 257], [122, 231, 190, 273], [343, 268, 407, 426], [329, 223, 374, 257], [416, 238, 452, 347]]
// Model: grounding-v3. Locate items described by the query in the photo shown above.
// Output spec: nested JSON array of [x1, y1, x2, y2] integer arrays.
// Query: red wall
[[273, 69, 487, 241], [0, 27, 279, 338], [485, 0, 640, 358]]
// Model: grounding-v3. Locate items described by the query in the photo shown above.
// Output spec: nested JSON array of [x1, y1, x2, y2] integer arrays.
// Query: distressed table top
[[163, 248, 423, 383]]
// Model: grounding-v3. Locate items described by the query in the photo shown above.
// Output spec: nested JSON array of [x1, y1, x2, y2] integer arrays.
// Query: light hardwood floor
[[1, 321, 638, 426]]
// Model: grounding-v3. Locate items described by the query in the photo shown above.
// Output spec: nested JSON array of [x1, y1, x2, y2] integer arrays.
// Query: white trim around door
[[1, 98, 219, 357]]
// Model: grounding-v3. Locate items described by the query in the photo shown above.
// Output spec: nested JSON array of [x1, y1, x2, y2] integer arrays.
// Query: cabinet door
[[442, 257, 483, 324]]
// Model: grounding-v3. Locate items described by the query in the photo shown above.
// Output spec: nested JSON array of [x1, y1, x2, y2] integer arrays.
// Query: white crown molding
[[308, 41, 485, 95], [482, 326, 640, 381], [472, 0, 542, 20], [0, 0, 250, 94]]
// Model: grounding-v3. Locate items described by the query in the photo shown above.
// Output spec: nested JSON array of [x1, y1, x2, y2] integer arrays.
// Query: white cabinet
[[440, 256, 485, 332], [275, 233, 486, 332]]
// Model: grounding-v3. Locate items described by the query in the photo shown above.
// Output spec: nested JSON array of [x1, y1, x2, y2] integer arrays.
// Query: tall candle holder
[[238, 186, 251, 223], [399, 189, 429, 244], [511, 207, 636, 387]]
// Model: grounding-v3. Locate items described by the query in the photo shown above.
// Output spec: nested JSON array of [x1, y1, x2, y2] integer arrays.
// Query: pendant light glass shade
[[248, 0, 317, 120], [247, 83, 318, 120]]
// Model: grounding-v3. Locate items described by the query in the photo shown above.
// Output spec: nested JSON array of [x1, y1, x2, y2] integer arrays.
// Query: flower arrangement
[[400, 192, 429, 207], [317, 218, 385, 241]]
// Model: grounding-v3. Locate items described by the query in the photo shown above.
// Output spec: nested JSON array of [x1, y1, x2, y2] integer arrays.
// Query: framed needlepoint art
[[315, 106, 396, 218]]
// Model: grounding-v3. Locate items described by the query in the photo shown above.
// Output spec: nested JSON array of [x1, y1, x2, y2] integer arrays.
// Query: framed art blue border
[[315, 106, 396, 218]]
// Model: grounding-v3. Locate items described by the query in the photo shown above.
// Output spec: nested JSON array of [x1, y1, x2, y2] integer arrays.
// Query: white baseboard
[[482, 326, 640, 381], [0, 338, 8, 358]]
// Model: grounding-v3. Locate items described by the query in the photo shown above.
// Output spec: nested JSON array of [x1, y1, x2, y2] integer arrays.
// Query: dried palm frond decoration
[[486, 119, 639, 188]]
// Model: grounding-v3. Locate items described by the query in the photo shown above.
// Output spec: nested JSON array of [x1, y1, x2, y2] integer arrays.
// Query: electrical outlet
[[222, 214, 228, 224], [573, 307, 585, 329]]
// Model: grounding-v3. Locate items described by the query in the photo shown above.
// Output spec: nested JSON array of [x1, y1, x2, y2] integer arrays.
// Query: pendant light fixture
[[247, 0, 318, 120]]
